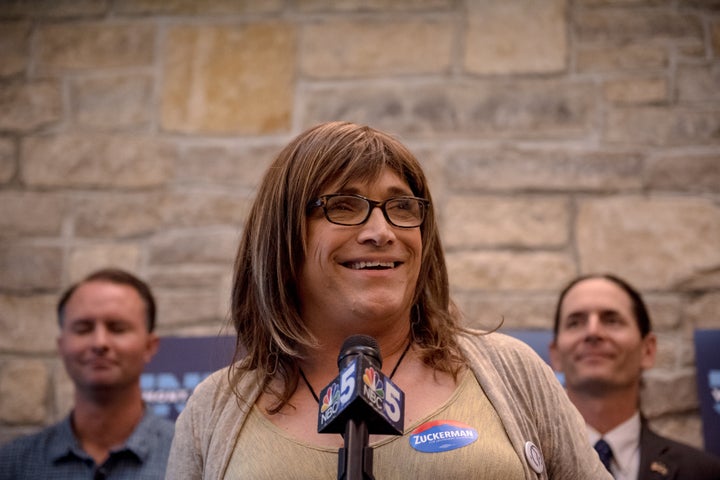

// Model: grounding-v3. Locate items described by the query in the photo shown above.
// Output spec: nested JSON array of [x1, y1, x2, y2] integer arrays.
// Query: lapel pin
[[524, 441, 544, 474], [650, 461, 668, 476]]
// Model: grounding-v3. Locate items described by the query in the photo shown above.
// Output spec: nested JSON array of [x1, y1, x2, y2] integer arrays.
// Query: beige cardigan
[[165, 330, 612, 479]]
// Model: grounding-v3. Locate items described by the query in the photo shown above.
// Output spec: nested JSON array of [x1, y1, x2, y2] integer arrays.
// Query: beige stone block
[[114, 0, 281, 14], [677, 333, 699, 369], [0, 0, 107, 17], [453, 292, 557, 331], [303, 81, 595, 138], [410, 148, 446, 204], [148, 229, 238, 266], [442, 195, 568, 248], [68, 244, 142, 283], [451, 79, 595, 138], [0, 294, 58, 352], [36, 23, 154, 72], [301, 19, 452, 78], [0, 192, 67, 237], [22, 133, 175, 188], [71, 192, 164, 238], [148, 229, 238, 265], [644, 294, 683, 331], [713, 19, 720, 58], [576, 44, 668, 73], [0, 360, 49, 424], [685, 292, 720, 329], [575, 10, 702, 42], [576, 196, 720, 289], [0, 138, 16, 184], [646, 151, 720, 193], [445, 148, 643, 191], [157, 322, 232, 338], [0, 21, 30, 77], [71, 75, 153, 129], [51, 361, 74, 421], [605, 107, 720, 146], [295, 0, 452, 11], [71, 190, 251, 237], [155, 289, 225, 327], [464, 0, 566, 75], [157, 191, 252, 230], [162, 23, 295, 134], [446, 251, 575, 291], [176, 143, 279, 187], [675, 270, 720, 291], [218, 271, 233, 322], [0, 244, 62, 291], [677, 64, 720, 102], [147, 265, 228, 289], [677, 39, 706, 60], [652, 331, 686, 370], [642, 369, 699, 417], [603, 77, 668, 104], [0, 81, 62, 132], [574, 0, 667, 5]]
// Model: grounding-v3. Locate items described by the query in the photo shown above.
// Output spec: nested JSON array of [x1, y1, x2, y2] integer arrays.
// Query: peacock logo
[[362, 367, 384, 399], [321, 383, 340, 413]]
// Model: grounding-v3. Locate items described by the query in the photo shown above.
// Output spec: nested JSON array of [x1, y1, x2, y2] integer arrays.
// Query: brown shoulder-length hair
[[230, 121, 466, 413]]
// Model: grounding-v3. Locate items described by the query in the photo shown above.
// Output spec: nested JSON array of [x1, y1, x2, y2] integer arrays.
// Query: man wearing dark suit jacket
[[549, 273, 720, 480]]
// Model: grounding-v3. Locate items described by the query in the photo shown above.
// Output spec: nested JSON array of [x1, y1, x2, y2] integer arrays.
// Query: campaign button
[[409, 420, 478, 453]]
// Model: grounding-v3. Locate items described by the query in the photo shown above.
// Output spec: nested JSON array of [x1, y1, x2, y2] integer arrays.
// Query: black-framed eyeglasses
[[308, 194, 430, 228]]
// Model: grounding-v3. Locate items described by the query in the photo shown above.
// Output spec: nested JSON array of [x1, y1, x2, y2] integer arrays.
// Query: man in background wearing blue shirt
[[0, 268, 174, 479]]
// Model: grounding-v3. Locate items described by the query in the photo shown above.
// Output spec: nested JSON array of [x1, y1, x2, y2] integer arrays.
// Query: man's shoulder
[[0, 421, 66, 469], [641, 425, 720, 477], [1, 422, 64, 450], [138, 411, 175, 440], [143, 411, 175, 428]]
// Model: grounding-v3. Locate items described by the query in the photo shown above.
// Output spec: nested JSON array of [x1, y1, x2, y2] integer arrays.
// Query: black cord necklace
[[299, 339, 413, 404]]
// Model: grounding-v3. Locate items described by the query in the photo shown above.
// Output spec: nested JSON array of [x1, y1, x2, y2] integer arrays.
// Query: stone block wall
[[1, 0, 719, 450]]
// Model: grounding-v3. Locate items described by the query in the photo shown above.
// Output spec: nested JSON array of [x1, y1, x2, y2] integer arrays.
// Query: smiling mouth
[[87, 363, 114, 371], [345, 261, 399, 270], [578, 352, 611, 362]]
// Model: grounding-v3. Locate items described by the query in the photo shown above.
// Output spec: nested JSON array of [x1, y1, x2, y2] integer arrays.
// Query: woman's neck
[[301, 326, 412, 378]]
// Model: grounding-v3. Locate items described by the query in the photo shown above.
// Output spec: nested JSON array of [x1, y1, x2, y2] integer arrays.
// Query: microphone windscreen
[[337, 334, 382, 369], [340, 334, 378, 351]]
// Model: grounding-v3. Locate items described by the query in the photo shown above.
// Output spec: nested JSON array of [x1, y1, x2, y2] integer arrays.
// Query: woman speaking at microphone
[[165, 122, 611, 479]]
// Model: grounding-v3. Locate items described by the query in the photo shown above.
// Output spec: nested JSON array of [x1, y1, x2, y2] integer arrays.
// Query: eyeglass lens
[[324, 195, 424, 227]]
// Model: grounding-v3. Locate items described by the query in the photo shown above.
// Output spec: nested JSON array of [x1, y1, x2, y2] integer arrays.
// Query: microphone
[[317, 335, 405, 480]]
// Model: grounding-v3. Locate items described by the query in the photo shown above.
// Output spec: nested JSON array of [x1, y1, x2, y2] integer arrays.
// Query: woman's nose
[[357, 207, 395, 245]]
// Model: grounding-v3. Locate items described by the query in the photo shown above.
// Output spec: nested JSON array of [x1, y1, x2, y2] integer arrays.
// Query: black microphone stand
[[338, 417, 374, 480]]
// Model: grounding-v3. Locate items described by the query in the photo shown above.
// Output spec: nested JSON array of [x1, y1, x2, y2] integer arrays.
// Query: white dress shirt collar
[[587, 411, 641, 480]]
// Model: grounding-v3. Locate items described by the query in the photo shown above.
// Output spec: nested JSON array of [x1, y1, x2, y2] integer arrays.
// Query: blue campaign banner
[[694, 329, 720, 457], [141, 330, 561, 422], [141, 335, 236, 421]]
